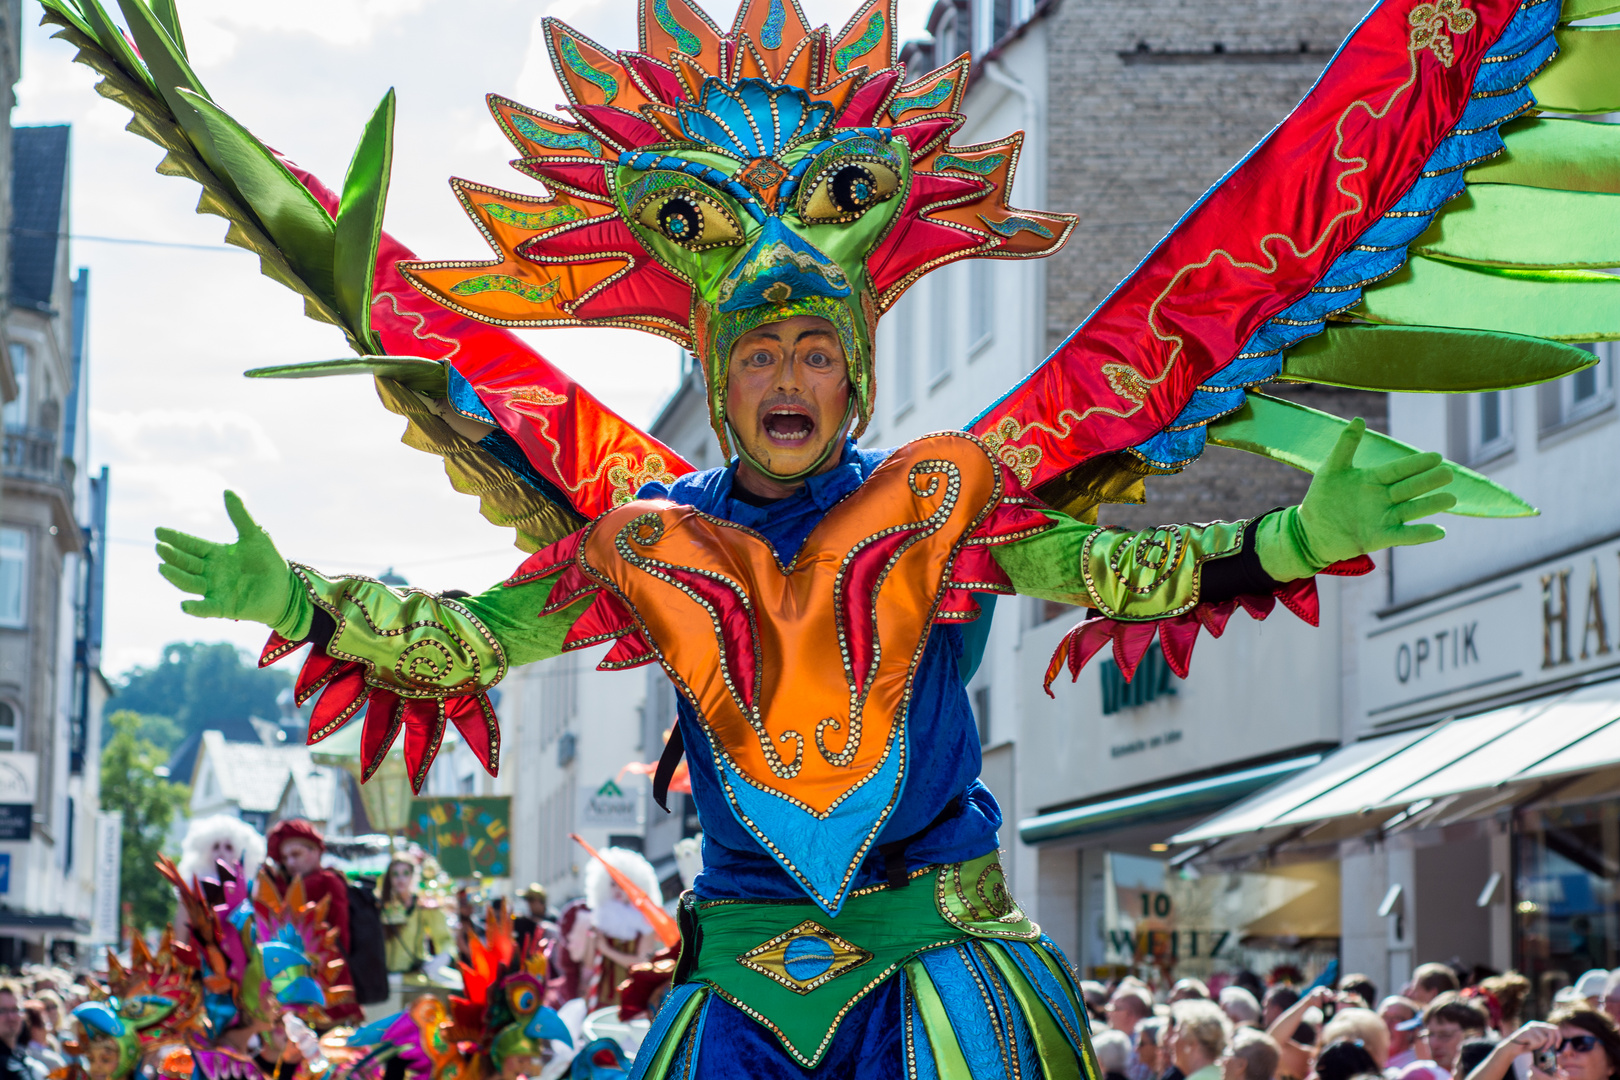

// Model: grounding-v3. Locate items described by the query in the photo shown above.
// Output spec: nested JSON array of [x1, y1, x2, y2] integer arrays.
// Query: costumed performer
[[173, 815, 266, 945], [581, 849, 663, 1011], [47, 0, 1612, 1070]]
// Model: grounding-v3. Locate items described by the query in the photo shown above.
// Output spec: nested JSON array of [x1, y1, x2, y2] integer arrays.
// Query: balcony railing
[[3, 428, 69, 487]]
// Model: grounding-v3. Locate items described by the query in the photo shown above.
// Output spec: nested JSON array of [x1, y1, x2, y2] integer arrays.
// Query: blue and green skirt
[[628, 854, 1101, 1079]]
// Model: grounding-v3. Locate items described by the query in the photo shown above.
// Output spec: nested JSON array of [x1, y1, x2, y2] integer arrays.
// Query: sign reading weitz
[[1361, 537, 1620, 726]]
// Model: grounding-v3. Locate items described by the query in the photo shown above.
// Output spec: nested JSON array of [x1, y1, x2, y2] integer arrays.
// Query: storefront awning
[[0, 909, 90, 933], [1018, 752, 1326, 845], [1173, 677, 1620, 846]]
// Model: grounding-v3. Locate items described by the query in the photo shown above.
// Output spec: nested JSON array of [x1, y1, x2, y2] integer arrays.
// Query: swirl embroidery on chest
[[578, 435, 999, 819]]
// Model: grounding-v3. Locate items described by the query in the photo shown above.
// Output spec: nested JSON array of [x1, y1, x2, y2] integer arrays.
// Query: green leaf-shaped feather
[[1208, 394, 1535, 518], [1412, 183, 1620, 269], [173, 89, 338, 309], [334, 89, 397, 355], [1561, 0, 1620, 19], [1529, 26, 1620, 115], [246, 356, 446, 397], [1466, 117, 1620, 195], [1356, 257, 1620, 342], [1279, 324, 1596, 393]]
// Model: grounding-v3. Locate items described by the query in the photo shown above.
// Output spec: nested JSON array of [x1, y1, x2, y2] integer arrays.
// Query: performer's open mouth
[[762, 406, 816, 445]]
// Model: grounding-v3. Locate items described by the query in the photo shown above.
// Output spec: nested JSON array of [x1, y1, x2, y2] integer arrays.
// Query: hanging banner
[[91, 811, 123, 943], [404, 797, 511, 878]]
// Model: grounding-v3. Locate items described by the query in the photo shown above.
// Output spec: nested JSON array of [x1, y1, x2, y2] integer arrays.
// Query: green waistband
[[679, 853, 1040, 1067]]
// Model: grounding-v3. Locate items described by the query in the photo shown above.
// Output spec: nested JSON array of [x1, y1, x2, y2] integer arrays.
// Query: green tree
[[100, 710, 190, 931], [114, 642, 290, 739]]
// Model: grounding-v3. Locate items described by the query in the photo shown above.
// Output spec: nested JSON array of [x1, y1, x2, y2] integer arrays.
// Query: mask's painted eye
[[634, 189, 743, 250], [508, 985, 536, 1013], [799, 159, 901, 223]]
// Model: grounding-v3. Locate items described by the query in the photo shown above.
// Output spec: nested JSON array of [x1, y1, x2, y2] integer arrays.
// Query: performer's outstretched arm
[[990, 420, 1455, 620], [154, 492, 590, 694]]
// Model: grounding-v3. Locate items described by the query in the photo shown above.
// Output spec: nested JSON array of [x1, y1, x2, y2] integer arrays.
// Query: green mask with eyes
[[610, 81, 911, 462]]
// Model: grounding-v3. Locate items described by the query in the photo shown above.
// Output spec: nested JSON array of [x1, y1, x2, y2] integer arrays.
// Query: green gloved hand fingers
[[1385, 463, 1452, 505], [155, 542, 206, 576], [1323, 417, 1367, 470], [1390, 521, 1447, 547], [180, 596, 226, 619], [152, 490, 306, 634], [1369, 449, 1444, 486], [154, 527, 216, 557], [1395, 490, 1458, 524], [157, 562, 207, 595]]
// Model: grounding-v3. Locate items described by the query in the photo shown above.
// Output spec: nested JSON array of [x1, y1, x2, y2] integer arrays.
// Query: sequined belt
[[672, 852, 1042, 1064]]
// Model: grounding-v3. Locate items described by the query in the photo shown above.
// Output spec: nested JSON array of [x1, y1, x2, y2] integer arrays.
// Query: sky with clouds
[[15, 0, 932, 680]]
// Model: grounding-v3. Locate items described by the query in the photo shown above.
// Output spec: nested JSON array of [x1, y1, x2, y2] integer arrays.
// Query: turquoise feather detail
[[558, 37, 619, 102], [892, 80, 953, 114], [834, 11, 885, 71], [983, 214, 1054, 239], [761, 0, 787, 48], [936, 153, 1005, 175], [654, 0, 702, 55], [508, 113, 604, 158], [479, 203, 587, 230]]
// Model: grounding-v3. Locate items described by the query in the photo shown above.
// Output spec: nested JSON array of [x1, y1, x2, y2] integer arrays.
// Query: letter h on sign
[[1544, 570, 1572, 669]]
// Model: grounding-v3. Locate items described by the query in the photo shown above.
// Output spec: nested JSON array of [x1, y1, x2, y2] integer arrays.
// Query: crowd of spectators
[[1081, 962, 1620, 1080], [0, 966, 91, 1080]]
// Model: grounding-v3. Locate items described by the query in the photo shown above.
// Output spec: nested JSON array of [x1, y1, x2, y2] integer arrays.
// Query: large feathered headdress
[[402, 0, 1076, 451]]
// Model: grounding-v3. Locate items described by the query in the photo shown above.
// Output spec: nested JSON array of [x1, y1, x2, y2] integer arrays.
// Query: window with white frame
[[0, 529, 25, 628], [0, 703, 17, 752], [1538, 342, 1615, 433], [929, 265, 953, 385], [967, 260, 994, 357], [3, 344, 28, 430], [1468, 391, 1514, 463], [892, 296, 916, 413]]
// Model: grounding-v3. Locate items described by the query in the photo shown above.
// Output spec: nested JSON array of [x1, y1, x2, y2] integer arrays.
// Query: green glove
[[1257, 418, 1457, 582], [154, 491, 313, 639]]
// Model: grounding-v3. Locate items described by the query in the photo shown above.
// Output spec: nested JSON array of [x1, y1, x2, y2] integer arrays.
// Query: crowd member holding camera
[[1465, 1008, 1620, 1080]]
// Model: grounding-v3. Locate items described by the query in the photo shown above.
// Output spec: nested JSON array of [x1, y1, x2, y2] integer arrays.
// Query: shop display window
[[1515, 799, 1620, 1017], [1097, 852, 1339, 991]]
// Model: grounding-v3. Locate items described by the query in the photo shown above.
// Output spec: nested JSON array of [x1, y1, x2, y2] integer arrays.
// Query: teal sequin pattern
[[761, 0, 787, 48], [509, 113, 604, 158], [890, 80, 953, 115], [479, 203, 588, 230], [559, 37, 619, 102], [655, 0, 702, 55], [982, 214, 1054, 239], [450, 275, 562, 303], [833, 11, 885, 72], [936, 153, 1005, 175]]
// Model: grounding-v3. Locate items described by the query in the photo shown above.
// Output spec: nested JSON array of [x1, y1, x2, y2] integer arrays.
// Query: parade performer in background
[[43, 0, 1616, 1071], [173, 815, 266, 946], [580, 849, 662, 1011]]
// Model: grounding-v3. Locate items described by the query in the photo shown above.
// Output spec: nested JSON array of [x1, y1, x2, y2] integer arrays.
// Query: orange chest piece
[[577, 434, 1005, 815]]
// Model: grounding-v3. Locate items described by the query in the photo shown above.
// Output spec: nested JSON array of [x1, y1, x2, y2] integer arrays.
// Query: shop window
[[1515, 799, 1620, 1017], [1449, 391, 1513, 465], [0, 703, 17, 752], [1095, 851, 1340, 986], [0, 529, 26, 628], [1100, 651, 1178, 714]]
